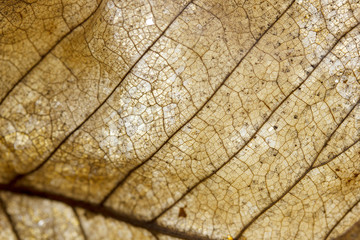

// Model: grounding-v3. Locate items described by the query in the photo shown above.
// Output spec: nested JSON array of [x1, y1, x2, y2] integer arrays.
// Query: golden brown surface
[[0, 0, 360, 239]]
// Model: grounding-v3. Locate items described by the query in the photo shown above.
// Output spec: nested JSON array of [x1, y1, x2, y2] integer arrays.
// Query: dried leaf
[[1, 0, 360, 239]]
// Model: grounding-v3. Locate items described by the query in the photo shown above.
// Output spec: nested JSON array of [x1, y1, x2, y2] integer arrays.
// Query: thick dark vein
[[0, 185, 210, 240], [7, 0, 195, 186], [235, 99, 360, 240], [0, 196, 20, 240], [324, 198, 360, 240], [99, 0, 297, 205], [0, 0, 103, 106], [152, 20, 360, 223], [72, 207, 88, 240]]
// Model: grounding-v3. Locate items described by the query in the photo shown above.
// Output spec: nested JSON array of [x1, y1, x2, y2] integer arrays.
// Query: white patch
[[107, 136, 119, 149], [53, 101, 61, 108], [112, 9, 122, 24], [124, 115, 145, 137], [328, 60, 344, 76], [312, 168, 320, 175], [239, 127, 248, 138], [14, 104, 26, 114], [175, 66, 185, 75], [14, 133, 30, 150], [336, 76, 359, 100], [266, 137, 276, 148], [146, 18, 154, 26], [114, 32, 122, 42], [129, 86, 138, 97], [246, 202, 256, 215], [109, 122, 119, 136], [164, 103, 177, 126], [167, 74, 177, 83], [308, 31, 316, 44], [139, 80, 151, 92], [107, 1, 114, 9], [132, 103, 146, 115], [2, 121, 16, 135], [38, 220, 45, 226]]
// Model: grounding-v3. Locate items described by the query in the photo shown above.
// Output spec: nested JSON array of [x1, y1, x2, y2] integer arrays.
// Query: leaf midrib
[[0, 185, 207, 240], [0, 129, 358, 240]]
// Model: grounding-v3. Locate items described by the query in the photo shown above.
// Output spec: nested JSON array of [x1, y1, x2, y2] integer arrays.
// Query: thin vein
[[0, 0, 104, 106], [99, 0, 297, 205], [0, 1, 358, 240], [154, 96, 360, 224], [7, 0, 195, 186], [314, 138, 360, 169], [0, 197, 20, 240], [152, 233, 160, 240], [235, 99, 360, 240], [0, 185, 210, 240], [72, 207, 88, 240]]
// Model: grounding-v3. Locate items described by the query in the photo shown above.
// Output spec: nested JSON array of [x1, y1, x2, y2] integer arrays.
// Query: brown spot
[[178, 207, 187, 218]]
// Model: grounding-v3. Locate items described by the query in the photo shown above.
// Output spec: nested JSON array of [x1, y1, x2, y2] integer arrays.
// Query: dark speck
[[178, 207, 187, 218]]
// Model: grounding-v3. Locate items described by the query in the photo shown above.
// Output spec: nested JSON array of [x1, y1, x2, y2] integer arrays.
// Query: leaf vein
[[0, 195, 20, 240], [7, 0, 195, 186], [0, 0, 104, 106], [100, 0, 297, 205], [235, 98, 360, 240]]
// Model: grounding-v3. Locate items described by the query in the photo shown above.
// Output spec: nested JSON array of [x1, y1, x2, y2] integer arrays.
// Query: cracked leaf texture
[[0, 0, 360, 239]]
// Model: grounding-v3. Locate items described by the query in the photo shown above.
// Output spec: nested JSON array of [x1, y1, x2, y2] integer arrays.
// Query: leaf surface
[[0, 0, 360, 239]]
